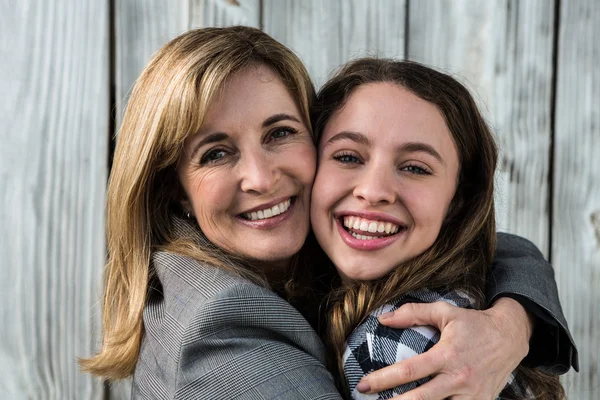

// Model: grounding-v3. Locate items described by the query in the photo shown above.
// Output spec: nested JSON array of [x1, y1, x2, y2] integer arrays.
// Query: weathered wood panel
[[553, 0, 600, 397], [115, 0, 189, 127], [408, 0, 555, 257], [190, 0, 260, 29], [0, 0, 108, 398], [263, 0, 406, 89]]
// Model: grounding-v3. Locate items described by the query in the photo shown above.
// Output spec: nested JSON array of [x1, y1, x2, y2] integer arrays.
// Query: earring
[[186, 212, 192, 219]]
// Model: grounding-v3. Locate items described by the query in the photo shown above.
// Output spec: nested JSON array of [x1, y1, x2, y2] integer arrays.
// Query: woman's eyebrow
[[400, 142, 445, 165], [190, 132, 228, 160], [324, 131, 370, 147], [262, 113, 301, 127]]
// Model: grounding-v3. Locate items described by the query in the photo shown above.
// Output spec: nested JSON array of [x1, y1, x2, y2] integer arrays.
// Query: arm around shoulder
[[489, 232, 578, 373], [175, 282, 342, 399]]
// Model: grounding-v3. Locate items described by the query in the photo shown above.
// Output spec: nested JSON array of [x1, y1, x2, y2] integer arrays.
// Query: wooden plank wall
[[1, 0, 597, 398], [0, 0, 108, 398], [553, 0, 600, 396]]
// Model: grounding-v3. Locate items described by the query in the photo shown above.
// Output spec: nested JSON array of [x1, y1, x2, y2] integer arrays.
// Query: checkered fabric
[[343, 289, 533, 399]]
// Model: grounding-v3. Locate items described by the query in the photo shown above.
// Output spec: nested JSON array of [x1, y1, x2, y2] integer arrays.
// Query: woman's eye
[[270, 127, 297, 140], [401, 164, 430, 175], [200, 149, 227, 164]]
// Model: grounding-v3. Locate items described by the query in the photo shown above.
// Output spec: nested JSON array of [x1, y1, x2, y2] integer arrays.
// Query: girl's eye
[[401, 164, 431, 175], [270, 126, 298, 140], [333, 153, 361, 164], [200, 149, 228, 164]]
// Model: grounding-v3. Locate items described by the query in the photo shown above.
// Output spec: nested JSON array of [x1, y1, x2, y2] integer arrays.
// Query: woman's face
[[178, 64, 316, 272], [311, 82, 460, 281]]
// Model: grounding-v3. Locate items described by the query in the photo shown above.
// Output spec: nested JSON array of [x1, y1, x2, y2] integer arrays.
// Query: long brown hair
[[79, 26, 316, 379], [314, 58, 563, 399]]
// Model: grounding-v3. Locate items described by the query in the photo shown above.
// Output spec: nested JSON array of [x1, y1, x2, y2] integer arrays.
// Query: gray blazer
[[132, 250, 341, 399]]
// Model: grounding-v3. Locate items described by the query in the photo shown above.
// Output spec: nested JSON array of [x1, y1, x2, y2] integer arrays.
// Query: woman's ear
[[171, 175, 193, 216], [176, 186, 193, 216], [180, 199, 192, 214]]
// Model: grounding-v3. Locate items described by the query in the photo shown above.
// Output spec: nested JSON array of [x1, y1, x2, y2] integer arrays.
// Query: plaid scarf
[[343, 289, 533, 399]]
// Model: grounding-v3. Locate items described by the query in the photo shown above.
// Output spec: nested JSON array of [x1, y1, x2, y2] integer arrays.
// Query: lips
[[236, 196, 297, 230]]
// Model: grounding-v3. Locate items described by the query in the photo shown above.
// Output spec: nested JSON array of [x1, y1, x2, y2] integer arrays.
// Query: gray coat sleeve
[[175, 283, 342, 400], [132, 251, 341, 399], [488, 232, 578, 373]]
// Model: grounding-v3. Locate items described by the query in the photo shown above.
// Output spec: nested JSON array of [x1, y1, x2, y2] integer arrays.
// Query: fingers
[[358, 350, 445, 393], [379, 301, 458, 330], [388, 373, 460, 400]]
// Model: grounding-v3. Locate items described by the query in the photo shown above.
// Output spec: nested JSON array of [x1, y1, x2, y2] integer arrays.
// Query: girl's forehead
[[323, 83, 448, 140]]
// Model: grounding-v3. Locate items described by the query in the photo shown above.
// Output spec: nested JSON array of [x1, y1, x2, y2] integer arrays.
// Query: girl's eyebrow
[[324, 131, 370, 147], [400, 142, 446, 166]]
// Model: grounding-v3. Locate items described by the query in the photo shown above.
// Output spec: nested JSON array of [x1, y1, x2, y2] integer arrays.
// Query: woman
[[81, 27, 575, 399], [310, 58, 564, 399]]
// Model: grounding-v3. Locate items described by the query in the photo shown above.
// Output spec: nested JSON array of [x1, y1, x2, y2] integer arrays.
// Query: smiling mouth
[[340, 215, 405, 240], [241, 198, 294, 221]]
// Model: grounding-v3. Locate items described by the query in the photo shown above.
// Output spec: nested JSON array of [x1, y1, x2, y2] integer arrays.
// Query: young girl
[[310, 58, 565, 399]]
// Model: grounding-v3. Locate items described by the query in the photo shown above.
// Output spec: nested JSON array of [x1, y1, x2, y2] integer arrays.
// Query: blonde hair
[[314, 59, 563, 399], [80, 26, 316, 379]]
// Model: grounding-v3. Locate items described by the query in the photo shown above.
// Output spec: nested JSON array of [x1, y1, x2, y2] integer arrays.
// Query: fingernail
[[356, 381, 371, 393], [379, 311, 394, 320]]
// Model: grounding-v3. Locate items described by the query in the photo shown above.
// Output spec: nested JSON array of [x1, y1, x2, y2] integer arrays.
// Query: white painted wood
[[553, 0, 600, 398], [263, 0, 406, 89], [408, 0, 555, 257], [115, 0, 189, 128], [190, 0, 260, 28], [0, 0, 108, 398]]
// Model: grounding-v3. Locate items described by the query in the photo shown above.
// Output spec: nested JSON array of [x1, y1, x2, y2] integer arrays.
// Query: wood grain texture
[[115, 0, 189, 128], [0, 0, 108, 398], [553, 0, 600, 397], [263, 0, 406, 89], [189, 0, 260, 28], [408, 0, 555, 256]]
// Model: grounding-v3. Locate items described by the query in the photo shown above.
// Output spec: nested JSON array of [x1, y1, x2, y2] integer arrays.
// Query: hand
[[355, 297, 533, 400]]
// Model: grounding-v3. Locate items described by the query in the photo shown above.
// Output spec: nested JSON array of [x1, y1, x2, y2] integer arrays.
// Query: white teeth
[[385, 222, 392, 233], [342, 216, 402, 237], [368, 222, 378, 233], [243, 199, 291, 221], [351, 232, 375, 240]]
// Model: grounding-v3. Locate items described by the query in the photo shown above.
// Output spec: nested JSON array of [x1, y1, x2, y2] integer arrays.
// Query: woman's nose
[[239, 149, 280, 194]]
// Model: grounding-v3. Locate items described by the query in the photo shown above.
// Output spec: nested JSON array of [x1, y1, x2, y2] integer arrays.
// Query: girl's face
[[311, 82, 460, 281], [178, 64, 316, 273]]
